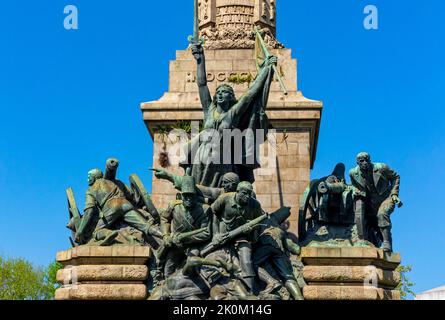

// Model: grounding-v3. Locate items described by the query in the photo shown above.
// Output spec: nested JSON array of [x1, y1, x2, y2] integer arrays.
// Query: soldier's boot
[[380, 227, 393, 252], [354, 199, 366, 240], [263, 279, 281, 295], [242, 276, 256, 294], [66, 217, 77, 232], [233, 280, 250, 300], [139, 222, 163, 241], [285, 280, 304, 300], [153, 252, 167, 285], [98, 230, 119, 246], [152, 267, 164, 287], [257, 268, 281, 294], [147, 224, 163, 239], [123, 210, 163, 240], [134, 218, 161, 240]]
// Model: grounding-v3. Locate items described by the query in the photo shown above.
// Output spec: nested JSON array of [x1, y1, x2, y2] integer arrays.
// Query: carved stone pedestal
[[301, 247, 402, 300], [55, 246, 151, 300]]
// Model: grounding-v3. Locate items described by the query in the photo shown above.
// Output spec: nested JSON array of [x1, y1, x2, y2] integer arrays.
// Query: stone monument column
[[141, 0, 322, 235]]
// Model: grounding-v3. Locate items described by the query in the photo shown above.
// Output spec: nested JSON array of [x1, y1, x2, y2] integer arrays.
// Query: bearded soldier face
[[221, 179, 236, 193], [87, 169, 102, 186], [182, 193, 196, 209], [87, 172, 95, 186], [236, 188, 252, 206], [357, 155, 372, 172]]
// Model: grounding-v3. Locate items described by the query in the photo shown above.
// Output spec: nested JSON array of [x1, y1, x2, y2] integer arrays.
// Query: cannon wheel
[[298, 179, 320, 243], [129, 174, 160, 224]]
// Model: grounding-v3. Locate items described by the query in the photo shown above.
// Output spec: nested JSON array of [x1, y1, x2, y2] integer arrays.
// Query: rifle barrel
[[177, 227, 207, 242], [200, 214, 268, 257]]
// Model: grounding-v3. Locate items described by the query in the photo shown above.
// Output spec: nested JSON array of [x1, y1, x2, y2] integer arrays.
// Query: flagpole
[[254, 27, 288, 95]]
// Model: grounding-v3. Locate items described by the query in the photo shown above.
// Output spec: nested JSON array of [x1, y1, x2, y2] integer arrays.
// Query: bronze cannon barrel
[[104, 158, 119, 180]]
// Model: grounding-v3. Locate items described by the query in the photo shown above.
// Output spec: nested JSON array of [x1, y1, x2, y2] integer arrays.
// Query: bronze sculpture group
[[64, 41, 403, 300], [299, 152, 402, 252]]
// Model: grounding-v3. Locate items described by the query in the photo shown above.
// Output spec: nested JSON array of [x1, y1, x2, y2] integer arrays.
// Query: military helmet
[[181, 176, 197, 194], [237, 181, 253, 192], [221, 172, 240, 185]]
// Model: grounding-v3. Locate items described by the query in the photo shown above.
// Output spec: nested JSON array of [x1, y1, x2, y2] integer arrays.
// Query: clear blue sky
[[0, 0, 444, 295]]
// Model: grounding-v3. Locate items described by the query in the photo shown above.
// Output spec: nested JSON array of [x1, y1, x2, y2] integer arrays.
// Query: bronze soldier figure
[[350, 152, 403, 252], [210, 181, 263, 292], [149, 252, 251, 301], [253, 207, 304, 300], [159, 175, 212, 277], [76, 167, 161, 245]]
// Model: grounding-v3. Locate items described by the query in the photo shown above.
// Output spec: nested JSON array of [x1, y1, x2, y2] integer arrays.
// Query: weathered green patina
[[66, 158, 162, 247]]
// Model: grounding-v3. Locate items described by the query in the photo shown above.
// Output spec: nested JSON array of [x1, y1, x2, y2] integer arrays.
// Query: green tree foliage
[[44, 260, 64, 298], [396, 265, 416, 300], [0, 255, 63, 300]]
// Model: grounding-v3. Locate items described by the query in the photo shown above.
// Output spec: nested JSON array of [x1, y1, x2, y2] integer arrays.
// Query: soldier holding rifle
[[158, 175, 212, 277], [208, 181, 264, 293]]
